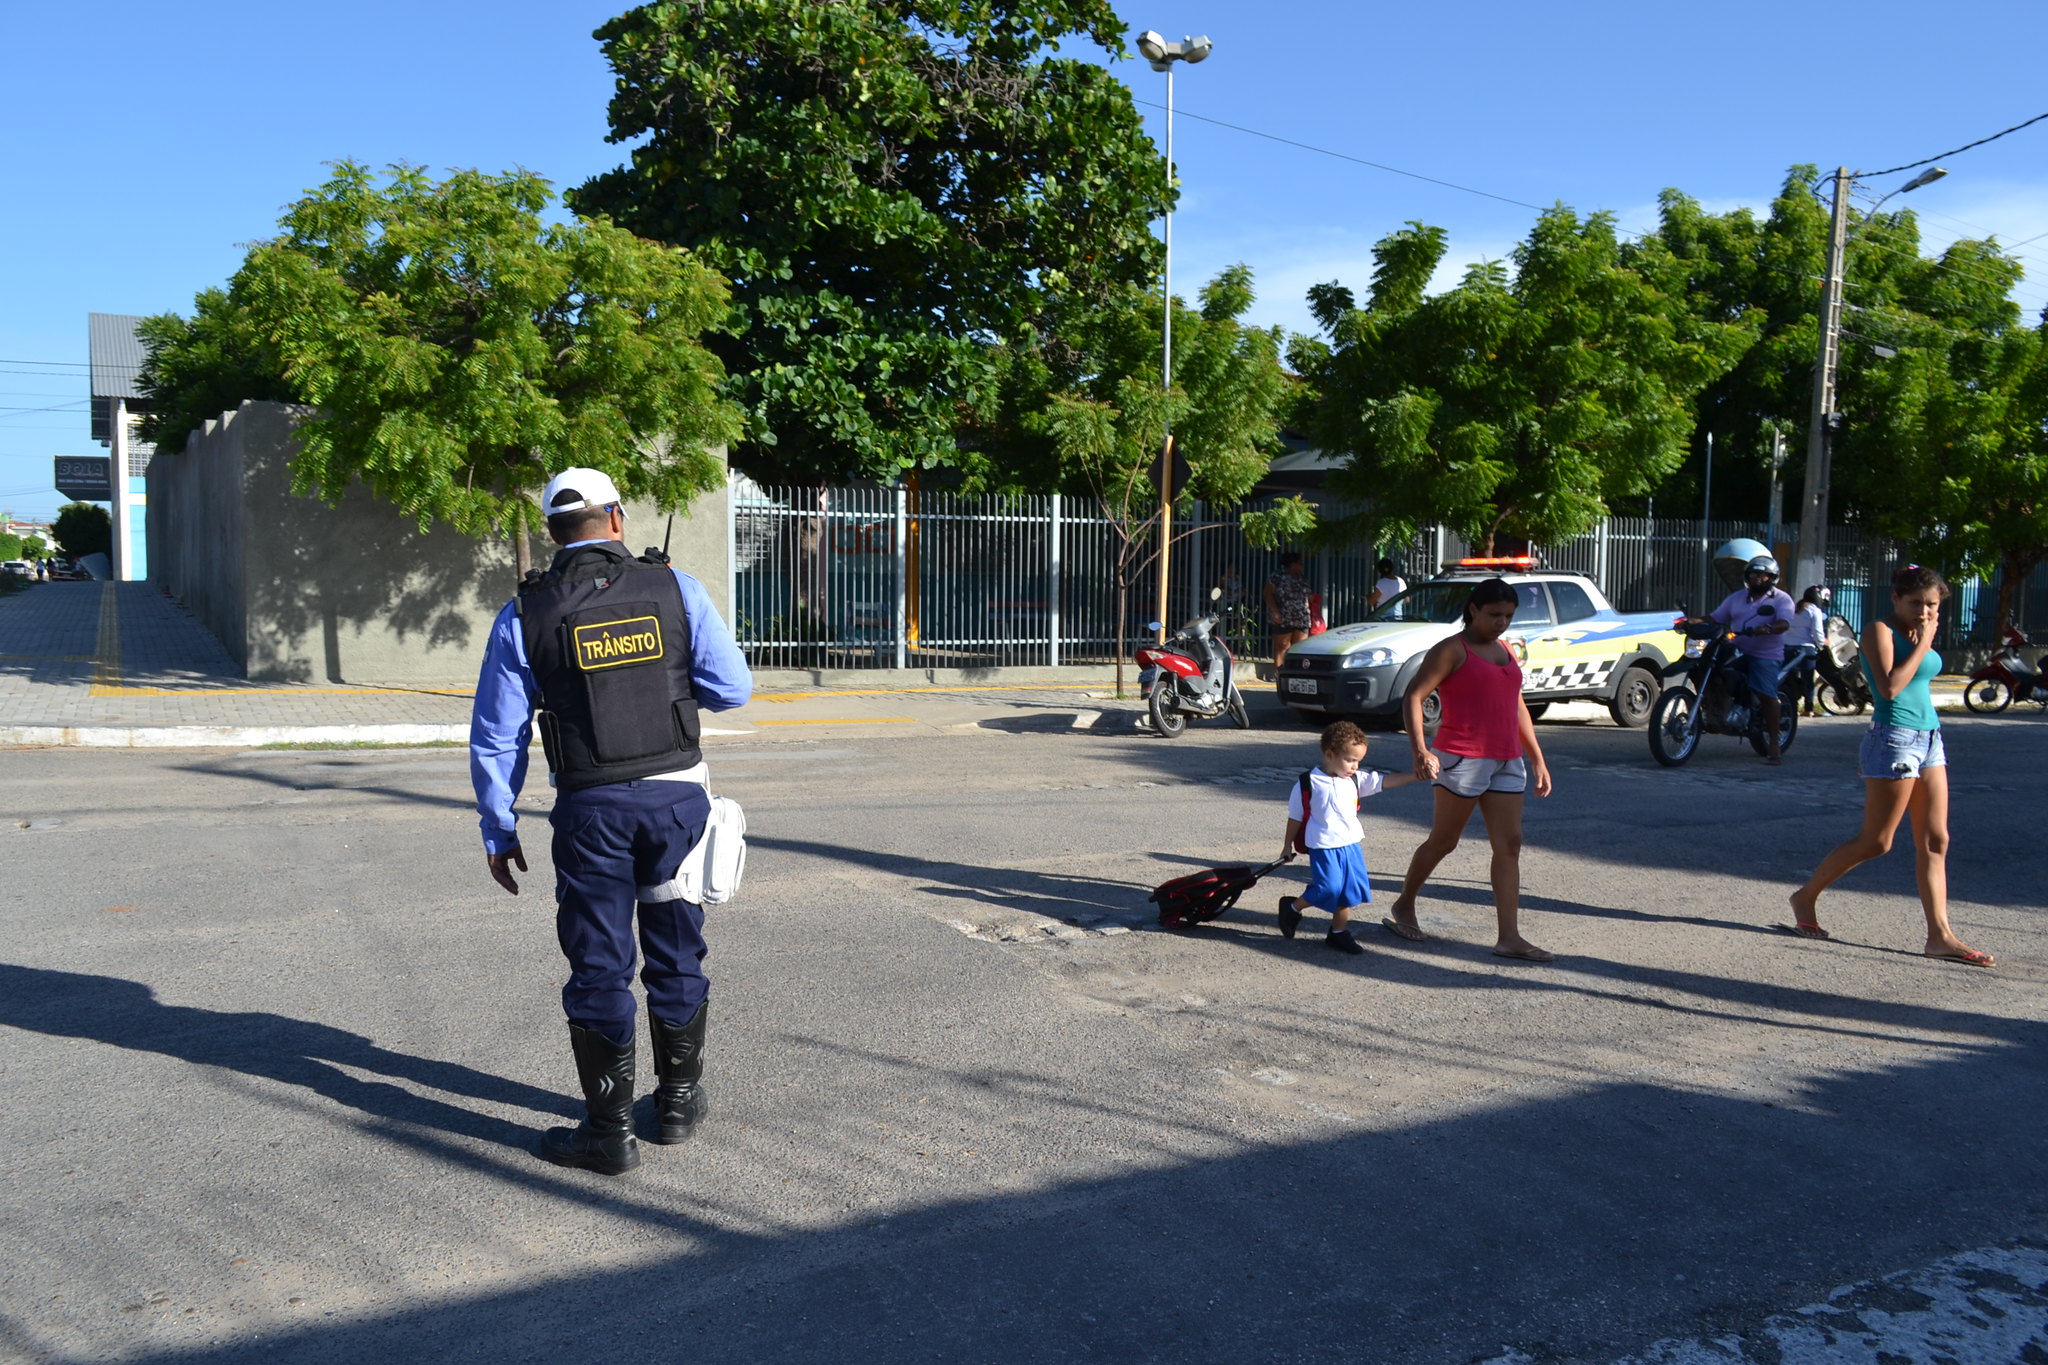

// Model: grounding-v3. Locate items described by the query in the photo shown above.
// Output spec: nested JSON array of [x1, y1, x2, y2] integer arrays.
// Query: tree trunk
[[514, 527, 532, 583], [1992, 549, 2042, 642]]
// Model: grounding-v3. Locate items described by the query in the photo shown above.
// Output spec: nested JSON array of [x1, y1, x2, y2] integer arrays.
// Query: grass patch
[[255, 739, 465, 751]]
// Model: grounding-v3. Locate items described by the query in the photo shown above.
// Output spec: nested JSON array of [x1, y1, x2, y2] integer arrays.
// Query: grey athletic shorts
[[1433, 753, 1527, 798]]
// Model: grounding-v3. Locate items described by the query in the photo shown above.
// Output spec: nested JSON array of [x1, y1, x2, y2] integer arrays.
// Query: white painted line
[[1070, 709, 1102, 729], [0, 723, 471, 748]]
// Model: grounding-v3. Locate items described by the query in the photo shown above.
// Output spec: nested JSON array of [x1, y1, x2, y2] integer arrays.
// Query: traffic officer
[[470, 467, 752, 1175]]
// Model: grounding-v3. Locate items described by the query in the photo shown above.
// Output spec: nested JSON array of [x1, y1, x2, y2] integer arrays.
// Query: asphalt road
[[2, 707, 2043, 1364]]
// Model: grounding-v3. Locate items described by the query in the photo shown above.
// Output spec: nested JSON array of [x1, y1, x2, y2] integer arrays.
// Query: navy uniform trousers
[[549, 778, 712, 1044]]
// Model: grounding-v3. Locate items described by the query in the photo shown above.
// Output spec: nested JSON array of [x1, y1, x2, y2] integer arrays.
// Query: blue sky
[[3, 0, 2044, 521]]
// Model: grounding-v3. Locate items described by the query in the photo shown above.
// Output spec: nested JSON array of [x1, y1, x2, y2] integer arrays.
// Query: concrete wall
[[148, 401, 731, 685]]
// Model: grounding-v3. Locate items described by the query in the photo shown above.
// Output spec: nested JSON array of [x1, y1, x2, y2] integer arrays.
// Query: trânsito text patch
[[572, 616, 664, 671]]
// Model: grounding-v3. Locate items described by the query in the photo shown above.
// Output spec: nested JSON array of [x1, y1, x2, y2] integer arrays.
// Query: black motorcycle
[[1648, 609, 1800, 766]]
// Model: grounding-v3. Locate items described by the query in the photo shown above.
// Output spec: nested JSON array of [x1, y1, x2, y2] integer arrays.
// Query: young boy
[[1279, 720, 1417, 954]]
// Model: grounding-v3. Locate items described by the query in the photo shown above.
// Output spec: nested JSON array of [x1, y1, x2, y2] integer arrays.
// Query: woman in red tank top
[[1383, 577, 1555, 961]]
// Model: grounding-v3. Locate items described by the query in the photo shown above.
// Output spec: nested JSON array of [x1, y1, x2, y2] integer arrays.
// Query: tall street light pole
[[1135, 29, 1211, 643], [1793, 163, 1947, 592]]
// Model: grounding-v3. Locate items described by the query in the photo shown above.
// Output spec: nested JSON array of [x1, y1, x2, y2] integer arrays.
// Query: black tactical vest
[[518, 542, 702, 791]]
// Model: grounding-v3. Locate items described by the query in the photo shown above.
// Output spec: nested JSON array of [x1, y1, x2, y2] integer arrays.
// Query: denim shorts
[[1434, 753, 1526, 798], [1859, 724, 1946, 780], [1741, 654, 1783, 699]]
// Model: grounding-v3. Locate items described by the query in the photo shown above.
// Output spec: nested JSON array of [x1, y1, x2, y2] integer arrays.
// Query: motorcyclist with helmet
[[1702, 555, 1797, 764]]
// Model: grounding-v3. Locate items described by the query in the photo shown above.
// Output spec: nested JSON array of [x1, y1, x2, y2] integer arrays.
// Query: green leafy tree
[[570, 0, 1172, 485], [1632, 166, 2039, 540], [0, 533, 21, 561], [1292, 211, 1756, 553], [52, 503, 111, 560], [21, 536, 47, 559], [972, 265, 1308, 692], [1840, 278, 2043, 635], [139, 161, 741, 577]]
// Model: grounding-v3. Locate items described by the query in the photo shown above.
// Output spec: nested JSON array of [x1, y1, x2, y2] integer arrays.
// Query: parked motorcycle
[[1136, 588, 1251, 738], [1963, 627, 2048, 713], [1648, 607, 1800, 766], [1811, 614, 1874, 716]]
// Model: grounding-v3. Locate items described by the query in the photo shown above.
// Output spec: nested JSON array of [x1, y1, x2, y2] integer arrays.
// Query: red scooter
[[1963, 628, 2048, 713], [1136, 587, 1251, 738]]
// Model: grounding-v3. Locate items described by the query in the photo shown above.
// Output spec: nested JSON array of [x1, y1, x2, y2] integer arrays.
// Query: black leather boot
[[646, 1003, 709, 1144], [539, 1025, 640, 1174]]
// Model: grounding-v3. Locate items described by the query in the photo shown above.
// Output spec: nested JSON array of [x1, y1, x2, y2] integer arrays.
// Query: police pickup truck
[[1275, 557, 1684, 729]]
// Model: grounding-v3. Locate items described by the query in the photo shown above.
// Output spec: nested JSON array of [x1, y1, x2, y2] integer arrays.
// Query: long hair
[[1461, 577, 1519, 627]]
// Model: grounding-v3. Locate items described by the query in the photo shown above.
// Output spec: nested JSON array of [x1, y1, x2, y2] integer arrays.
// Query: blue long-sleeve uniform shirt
[[469, 545, 753, 853]]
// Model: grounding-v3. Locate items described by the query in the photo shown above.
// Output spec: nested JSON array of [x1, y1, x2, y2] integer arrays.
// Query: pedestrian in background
[[1787, 565, 1992, 967], [470, 467, 754, 1175], [1264, 551, 1313, 668], [1786, 586, 1830, 716], [1367, 557, 1406, 611], [1385, 577, 1555, 961]]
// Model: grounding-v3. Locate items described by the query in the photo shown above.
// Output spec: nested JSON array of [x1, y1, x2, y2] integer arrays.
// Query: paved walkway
[[0, 580, 1151, 745]]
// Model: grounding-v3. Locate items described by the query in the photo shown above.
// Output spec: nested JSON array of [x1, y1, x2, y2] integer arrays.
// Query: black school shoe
[[1325, 928, 1365, 956], [1277, 896, 1303, 939]]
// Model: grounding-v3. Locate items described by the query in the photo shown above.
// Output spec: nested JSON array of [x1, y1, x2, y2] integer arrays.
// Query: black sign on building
[[54, 455, 113, 502]]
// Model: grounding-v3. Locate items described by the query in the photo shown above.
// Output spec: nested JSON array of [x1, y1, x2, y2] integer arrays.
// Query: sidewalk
[[0, 581, 1157, 747]]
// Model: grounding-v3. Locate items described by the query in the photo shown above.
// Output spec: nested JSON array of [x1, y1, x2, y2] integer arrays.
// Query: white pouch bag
[[638, 794, 747, 906]]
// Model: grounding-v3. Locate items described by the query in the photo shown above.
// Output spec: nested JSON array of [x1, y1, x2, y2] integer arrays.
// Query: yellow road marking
[[89, 685, 475, 697], [750, 716, 917, 726]]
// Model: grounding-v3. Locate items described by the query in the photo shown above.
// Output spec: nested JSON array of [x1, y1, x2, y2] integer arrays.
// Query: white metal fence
[[729, 479, 2011, 669]]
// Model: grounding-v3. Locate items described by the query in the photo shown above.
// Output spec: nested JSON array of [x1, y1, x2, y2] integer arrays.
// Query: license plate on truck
[[1284, 678, 1319, 696]]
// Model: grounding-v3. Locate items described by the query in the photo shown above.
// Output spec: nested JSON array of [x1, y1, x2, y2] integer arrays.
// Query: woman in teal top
[[1787, 565, 1991, 966]]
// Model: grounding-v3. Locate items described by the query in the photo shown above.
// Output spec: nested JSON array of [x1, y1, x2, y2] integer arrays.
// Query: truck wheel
[[1524, 702, 1550, 722], [1607, 666, 1659, 728]]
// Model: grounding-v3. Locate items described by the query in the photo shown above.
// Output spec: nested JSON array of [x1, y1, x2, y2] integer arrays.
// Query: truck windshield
[[1365, 582, 1473, 624]]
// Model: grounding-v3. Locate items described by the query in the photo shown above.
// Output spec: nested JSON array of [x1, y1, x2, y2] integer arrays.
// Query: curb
[[0, 723, 474, 749]]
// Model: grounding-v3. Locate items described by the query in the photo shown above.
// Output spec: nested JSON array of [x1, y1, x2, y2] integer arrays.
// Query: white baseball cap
[[541, 467, 624, 517]]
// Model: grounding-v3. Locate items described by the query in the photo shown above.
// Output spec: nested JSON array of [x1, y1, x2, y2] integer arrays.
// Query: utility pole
[[1700, 432, 1714, 610], [1156, 59, 1174, 645], [1766, 428, 1786, 554], [1136, 29, 1211, 644], [1795, 167, 1853, 592]]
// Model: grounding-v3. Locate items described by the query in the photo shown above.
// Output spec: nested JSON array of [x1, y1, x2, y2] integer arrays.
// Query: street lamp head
[[1181, 34, 1213, 63], [1135, 29, 1167, 62], [1900, 166, 1948, 193]]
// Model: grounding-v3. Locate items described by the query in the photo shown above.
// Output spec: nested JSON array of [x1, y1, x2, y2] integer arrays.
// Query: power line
[[1132, 98, 2047, 317], [1858, 111, 2048, 178], [0, 359, 89, 367], [1130, 97, 1550, 212]]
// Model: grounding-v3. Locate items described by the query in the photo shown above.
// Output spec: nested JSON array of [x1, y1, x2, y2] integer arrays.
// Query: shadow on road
[[0, 963, 735, 1232], [58, 983, 2042, 1365]]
